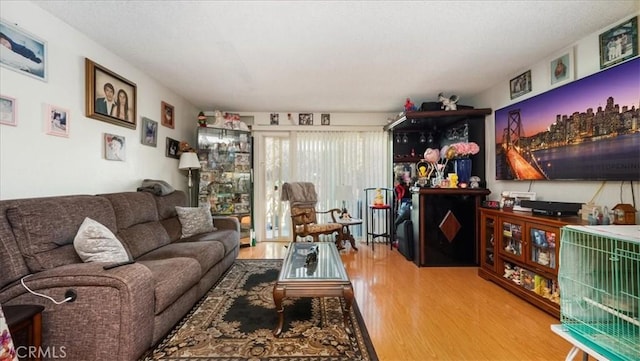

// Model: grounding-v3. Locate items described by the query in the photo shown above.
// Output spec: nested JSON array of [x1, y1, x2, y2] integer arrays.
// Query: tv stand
[[477, 208, 586, 317]]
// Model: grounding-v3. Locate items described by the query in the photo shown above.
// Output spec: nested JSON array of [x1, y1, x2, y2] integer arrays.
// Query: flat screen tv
[[495, 57, 639, 181]]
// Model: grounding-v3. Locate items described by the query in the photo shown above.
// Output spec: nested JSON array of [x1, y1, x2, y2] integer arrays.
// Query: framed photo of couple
[[85, 58, 137, 129]]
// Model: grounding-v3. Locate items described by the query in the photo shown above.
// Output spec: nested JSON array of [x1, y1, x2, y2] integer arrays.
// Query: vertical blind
[[293, 130, 389, 217]]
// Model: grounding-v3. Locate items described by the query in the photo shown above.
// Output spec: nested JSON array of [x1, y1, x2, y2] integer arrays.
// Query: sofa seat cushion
[[136, 257, 201, 315], [183, 230, 239, 255], [136, 241, 225, 275]]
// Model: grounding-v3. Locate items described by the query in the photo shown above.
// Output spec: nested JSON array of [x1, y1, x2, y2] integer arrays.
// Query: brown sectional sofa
[[0, 190, 240, 360]]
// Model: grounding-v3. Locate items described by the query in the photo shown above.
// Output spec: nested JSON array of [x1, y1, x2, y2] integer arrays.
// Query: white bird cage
[[559, 225, 639, 361]]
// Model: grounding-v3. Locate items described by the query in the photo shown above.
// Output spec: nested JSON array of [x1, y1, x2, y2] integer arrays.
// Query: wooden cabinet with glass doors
[[478, 208, 585, 318]]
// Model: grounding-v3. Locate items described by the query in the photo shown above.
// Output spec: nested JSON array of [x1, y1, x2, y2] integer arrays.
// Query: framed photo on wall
[[161, 101, 174, 128], [299, 113, 313, 125], [321, 113, 330, 125], [0, 19, 47, 81], [599, 16, 638, 69], [509, 70, 532, 99], [166, 137, 179, 159], [105, 133, 125, 161], [270, 113, 279, 125], [548, 47, 574, 87], [85, 58, 137, 129], [45, 104, 69, 137], [141, 117, 158, 147], [0, 95, 17, 126]]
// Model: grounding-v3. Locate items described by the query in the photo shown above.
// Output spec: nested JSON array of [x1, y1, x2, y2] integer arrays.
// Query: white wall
[[0, 1, 199, 200], [470, 13, 640, 222]]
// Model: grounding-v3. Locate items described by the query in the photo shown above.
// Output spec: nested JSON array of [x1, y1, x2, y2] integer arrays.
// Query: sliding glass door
[[255, 130, 389, 243]]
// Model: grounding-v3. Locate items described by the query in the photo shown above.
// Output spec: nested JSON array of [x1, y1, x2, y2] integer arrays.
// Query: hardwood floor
[[239, 240, 579, 361]]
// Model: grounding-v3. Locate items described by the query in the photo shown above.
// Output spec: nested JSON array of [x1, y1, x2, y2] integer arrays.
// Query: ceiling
[[33, 1, 638, 113]]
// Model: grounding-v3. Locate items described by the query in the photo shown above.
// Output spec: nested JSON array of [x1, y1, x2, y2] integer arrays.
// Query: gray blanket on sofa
[[137, 179, 175, 196]]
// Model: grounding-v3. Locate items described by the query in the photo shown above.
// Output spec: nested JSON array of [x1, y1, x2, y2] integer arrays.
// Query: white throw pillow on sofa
[[176, 206, 216, 238], [74, 217, 130, 263]]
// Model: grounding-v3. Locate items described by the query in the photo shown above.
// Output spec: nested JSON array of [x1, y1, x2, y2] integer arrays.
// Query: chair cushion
[[296, 223, 341, 233]]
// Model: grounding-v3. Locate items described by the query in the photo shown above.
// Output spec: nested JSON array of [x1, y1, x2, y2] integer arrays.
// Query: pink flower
[[451, 142, 480, 157]]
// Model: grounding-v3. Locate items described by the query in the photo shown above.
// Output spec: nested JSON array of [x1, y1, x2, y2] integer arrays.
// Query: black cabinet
[[411, 188, 490, 266]]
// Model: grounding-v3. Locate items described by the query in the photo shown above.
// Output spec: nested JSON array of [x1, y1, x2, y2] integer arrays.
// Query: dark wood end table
[[4, 304, 45, 361], [334, 217, 362, 250]]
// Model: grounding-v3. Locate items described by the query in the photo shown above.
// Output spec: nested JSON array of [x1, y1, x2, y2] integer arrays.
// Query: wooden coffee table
[[273, 242, 354, 336]]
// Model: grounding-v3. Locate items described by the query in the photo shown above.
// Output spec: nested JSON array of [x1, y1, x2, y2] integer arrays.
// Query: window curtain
[[292, 130, 389, 223]]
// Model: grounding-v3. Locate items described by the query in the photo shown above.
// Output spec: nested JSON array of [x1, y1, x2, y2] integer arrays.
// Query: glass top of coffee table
[[279, 242, 349, 281]]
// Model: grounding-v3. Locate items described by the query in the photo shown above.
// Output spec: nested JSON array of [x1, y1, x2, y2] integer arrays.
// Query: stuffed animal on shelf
[[438, 92, 459, 111], [404, 98, 417, 112], [212, 110, 225, 127]]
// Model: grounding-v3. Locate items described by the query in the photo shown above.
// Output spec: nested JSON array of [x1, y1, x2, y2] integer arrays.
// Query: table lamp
[[178, 152, 201, 206]]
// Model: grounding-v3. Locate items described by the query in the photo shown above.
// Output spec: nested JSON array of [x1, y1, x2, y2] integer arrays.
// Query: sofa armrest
[[213, 216, 240, 232], [1, 262, 154, 361]]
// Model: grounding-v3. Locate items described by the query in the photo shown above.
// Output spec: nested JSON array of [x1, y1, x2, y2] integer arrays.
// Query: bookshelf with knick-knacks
[[478, 207, 586, 318]]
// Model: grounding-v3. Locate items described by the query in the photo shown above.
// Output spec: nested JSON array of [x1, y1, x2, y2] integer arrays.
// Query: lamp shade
[[178, 152, 201, 170]]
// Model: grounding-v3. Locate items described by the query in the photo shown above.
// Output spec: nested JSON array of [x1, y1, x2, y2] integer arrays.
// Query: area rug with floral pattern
[[140, 259, 378, 361]]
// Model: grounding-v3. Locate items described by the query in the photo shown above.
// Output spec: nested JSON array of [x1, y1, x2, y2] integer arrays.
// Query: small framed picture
[[270, 113, 279, 125], [161, 101, 174, 128], [599, 16, 638, 69], [299, 113, 313, 125], [548, 47, 574, 87], [104, 133, 125, 161], [0, 95, 17, 126], [509, 70, 531, 100], [141, 116, 157, 147], [166, 137, 180, 159], [0, 19, 47, 82], [321, 113, 330, 125], [45, 104, 69, 138], [506, 191, 536, 211]]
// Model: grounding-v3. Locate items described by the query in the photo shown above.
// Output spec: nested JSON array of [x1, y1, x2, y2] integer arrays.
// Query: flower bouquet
[[422, 141, 480, 186]]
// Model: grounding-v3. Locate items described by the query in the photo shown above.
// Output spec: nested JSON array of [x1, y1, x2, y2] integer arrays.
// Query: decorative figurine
[[448, 173, 458, 188], [404, 98, 417, 112], [373, 188, 385, 206], [469, 176, 481, 189], [305, 245, 319, 265], [197, 111, 207, 127], [212, 110, 225, 127], [438, 92, 459, 111]]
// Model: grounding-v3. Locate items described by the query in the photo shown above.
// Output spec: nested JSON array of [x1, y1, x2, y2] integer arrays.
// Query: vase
[[455, 157, 472, 184]]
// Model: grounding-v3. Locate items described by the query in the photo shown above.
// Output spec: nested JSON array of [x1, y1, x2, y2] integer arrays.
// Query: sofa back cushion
[[152, 191, 187, 242], [1, 200, 32, 289], [5, 196, 117, 272], [101, 192, 170, 258]]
